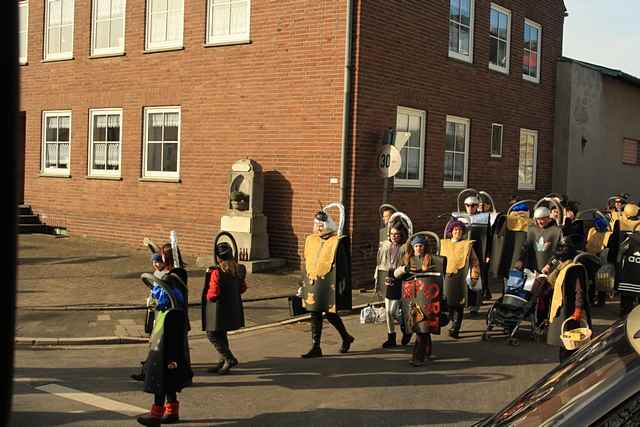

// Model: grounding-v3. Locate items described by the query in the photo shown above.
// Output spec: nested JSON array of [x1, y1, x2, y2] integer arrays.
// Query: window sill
[[443, 183, 466, 190], [522, 75, 541, 85], [448, 52, 474, 65], [89, 52, 126, 59], [20, 61, 28, 66], [490, 154, 503, 159], [204, 39, 251, 48], [143, 46, 184, 55], [139, 177, 181, 183], [41, 56, 75, 63], [489, 64, 509, 75], [40, 173, 71, 178], [86, 175, 122, 180], [518, 187, 536, 191]]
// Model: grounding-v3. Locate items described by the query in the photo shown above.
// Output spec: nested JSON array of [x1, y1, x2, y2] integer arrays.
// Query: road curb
[[15, 301, 383, 347], [18, 293, 295, 312]]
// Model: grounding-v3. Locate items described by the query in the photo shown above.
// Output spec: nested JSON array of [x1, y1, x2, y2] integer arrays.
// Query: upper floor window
[[489, 3, 510, 73], [146, 0, 184, 51], [623, 138, 640, 166], [449, 0, 474, 63], [444, 115, 470, 188], [518, 129, 538, 190], [523, 19, 542, 83], [143, 107, 181, 180], [44, 0, 74, 61], [42, 111, 72, 176], [394, 107, 426, 188], [19, 2, 28, 64], [89, 109, 122, 177], [206, 0, 251, 45], [491, 123, 503, 157], [92, 0, 125, 56]]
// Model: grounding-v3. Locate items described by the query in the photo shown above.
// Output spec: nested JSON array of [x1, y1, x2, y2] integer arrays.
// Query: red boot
[[161, 401, 180, 424], [136, 404, 164, 426]]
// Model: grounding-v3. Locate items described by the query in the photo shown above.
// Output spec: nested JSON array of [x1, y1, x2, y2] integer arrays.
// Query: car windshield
[[483, 320, 640, 426]]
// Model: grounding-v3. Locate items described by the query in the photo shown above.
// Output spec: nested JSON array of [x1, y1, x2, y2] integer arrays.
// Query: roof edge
[[559, 56, 640, 89]]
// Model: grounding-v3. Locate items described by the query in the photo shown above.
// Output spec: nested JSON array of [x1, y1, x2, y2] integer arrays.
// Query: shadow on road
[[178, 407, 491, 426]]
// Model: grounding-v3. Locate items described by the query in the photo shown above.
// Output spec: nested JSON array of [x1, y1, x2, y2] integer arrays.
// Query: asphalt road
[[11, 303, 623, 427]]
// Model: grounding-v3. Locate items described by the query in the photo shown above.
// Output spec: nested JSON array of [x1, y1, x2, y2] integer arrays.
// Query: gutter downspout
[[339, 0, 355, 233]]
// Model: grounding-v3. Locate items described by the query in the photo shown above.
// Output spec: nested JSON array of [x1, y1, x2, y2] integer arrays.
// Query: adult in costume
[[376, 212, 412, 347], [531, 242, 591, 362], [300, 204, 354, 358], [202, 233, 247, 375], [462, 195, 492, 305], [561, 201, 585, 250], [515, 206, 563, 275], [137, 242, 191, 426], [439, 219, 480, 338], [395, 233, 446, 366]]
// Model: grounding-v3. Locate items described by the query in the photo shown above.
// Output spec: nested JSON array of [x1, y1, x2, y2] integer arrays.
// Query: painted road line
[[14, 377, 60, 383], [35, 384, 146, 416]]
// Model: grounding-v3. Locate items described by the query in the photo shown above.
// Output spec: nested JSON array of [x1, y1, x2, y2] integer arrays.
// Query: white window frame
[[41, 110, 72, 177], [488, 3, 511, 74], [448, 0, 475, 63], [206, 0, 251, 46], [443, 115, 470, 189], [88, 108, 123, 178], [19, 1, 28, 64], [490, 123, 503, 158], [145, 0, 184, 51], [523, 18, 542, 84], [44, 0, 75, 61], [143, 106, 181, 180], [91, 0, 126, 56], [394, 106, 427, 189], [518, 128, 538, 190]]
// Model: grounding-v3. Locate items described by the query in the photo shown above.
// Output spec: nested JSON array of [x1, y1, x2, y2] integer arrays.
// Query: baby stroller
[[482, 269, 543, 346]]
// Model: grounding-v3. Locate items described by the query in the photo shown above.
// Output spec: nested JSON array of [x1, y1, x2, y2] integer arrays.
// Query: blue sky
[[563, 0, 640, 77]]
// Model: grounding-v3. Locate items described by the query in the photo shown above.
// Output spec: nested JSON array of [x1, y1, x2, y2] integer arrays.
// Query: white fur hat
[[534, 206, 550, 219]]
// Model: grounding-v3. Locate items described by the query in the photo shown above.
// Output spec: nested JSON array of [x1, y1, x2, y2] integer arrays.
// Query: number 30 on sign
[[377, 145, 402, 178]]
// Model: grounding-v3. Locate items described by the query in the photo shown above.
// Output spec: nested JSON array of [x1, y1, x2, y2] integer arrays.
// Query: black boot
[[326, 313, 355, 353], [382, 332, 397, 348], [400, 324, 413, 346], [302, 313, 323, 358]]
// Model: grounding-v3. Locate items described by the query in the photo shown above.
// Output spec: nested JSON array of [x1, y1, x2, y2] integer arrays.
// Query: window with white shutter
[[145, 0, 184, 51], [44, 0, 74, 61], [206, 0, 251, 45]]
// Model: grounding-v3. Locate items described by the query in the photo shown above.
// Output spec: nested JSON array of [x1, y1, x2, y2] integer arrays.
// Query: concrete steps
[[18, 204, 56, 234]]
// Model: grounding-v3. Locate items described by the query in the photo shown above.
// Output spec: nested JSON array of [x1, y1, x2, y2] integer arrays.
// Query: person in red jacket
[[201, 242, 247, 375]]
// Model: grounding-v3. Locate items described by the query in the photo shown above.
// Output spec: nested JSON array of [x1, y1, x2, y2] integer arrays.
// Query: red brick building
[[18, 0, 566, 286]]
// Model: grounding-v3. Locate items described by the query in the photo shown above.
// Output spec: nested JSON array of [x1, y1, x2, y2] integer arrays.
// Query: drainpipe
[[339, 0, 355, 233]]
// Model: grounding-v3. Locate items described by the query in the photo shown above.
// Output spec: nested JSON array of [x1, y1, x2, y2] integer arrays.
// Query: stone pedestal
[[221, 213, 270, 260]]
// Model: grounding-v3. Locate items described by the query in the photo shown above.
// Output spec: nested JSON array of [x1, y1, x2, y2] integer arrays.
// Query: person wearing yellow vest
[[440, 220, 480, 338], [531, 241, 590, 362], [299, 209, 354, 358]]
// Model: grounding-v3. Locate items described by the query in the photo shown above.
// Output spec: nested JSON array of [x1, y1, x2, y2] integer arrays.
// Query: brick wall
[[347, 0, 566, 286], [20, 0, 348, 266]]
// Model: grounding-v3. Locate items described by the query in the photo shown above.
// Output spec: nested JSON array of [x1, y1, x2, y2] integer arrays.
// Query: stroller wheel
[[482, 332, 490, 341], [508, 337, 520, 347]]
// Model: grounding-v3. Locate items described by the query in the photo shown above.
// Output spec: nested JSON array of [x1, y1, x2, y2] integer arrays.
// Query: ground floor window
[[444, 115, 469, 188], [143, 106, 181, 179], [518, 128, 538, 190], [394, 106, 426, 188], [89, 109, 122, 177], [42, 110, 71, 176]]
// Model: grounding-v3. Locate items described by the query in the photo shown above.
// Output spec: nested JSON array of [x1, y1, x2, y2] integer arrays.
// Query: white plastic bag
[[466, 269, 483, 291], [360, 304, 386, 324]]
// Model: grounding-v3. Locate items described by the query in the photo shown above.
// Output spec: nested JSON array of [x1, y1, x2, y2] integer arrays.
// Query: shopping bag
[[360, 304, 386, 324]]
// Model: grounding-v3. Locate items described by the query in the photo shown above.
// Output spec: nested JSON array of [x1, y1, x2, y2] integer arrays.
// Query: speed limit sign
[[377, 145, 402, 178]]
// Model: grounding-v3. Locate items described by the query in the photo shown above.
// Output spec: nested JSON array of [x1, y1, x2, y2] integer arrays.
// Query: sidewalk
[[16, 234, 382, 345]]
